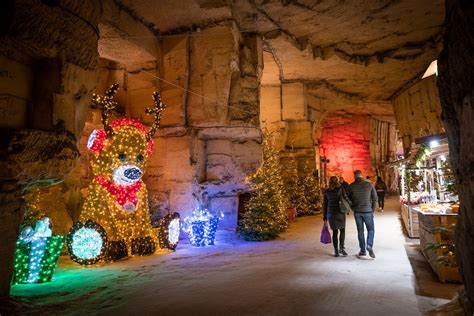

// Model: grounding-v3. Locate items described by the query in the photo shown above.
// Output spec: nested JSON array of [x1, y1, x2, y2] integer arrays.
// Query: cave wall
[[76, 22, 263, 235], [147, 23, 263, 234], [369, 118, 399, 191], [319, 115, 373, 182], [0, 0, 101, 297], [392, 75, 444, 154], [437, 0, 474, 313], [260, 51, 316, 179]]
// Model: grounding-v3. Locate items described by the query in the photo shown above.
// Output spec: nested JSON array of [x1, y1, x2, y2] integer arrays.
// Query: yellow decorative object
[[73, 84, 166, 263]]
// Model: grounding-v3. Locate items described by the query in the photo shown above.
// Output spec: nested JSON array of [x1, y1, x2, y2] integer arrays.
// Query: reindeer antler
[[145, 92, 166, 141], [92, 83, 119, 137]]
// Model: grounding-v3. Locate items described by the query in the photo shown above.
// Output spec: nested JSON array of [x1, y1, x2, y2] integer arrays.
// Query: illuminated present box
[[12, 235, 65, 284], [12, 217, 64, 284], [183, 209, 223, 247]]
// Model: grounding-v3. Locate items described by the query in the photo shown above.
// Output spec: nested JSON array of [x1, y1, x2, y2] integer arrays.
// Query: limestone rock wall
[[76, 22, 263, 235], [0, 0, 102, 296], [437, 0, 474, 313], [369, 118, 399, 191], [146, 23, 263, 233], [260, 51, 316, 179], [392, 75, 444, 154], [319, 115, 373, 182]]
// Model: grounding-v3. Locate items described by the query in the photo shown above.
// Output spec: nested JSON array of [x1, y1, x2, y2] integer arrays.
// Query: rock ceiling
[[117, 0, 445, 119]]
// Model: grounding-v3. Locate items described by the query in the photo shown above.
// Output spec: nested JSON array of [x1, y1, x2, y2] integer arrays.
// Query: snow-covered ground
[[7, 197, 459, 315]]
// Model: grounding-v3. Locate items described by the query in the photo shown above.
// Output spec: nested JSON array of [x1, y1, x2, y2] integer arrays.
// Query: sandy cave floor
[[4, 197, 462, 316]]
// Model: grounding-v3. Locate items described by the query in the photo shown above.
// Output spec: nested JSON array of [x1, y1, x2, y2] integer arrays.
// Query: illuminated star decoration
[[157, 212, 181, 251], [12, 217, 64, 284], [67, 220, 107, 265], [183, 209, 224, 247]]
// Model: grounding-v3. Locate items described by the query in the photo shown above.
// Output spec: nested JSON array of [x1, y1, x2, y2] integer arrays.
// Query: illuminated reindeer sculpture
[[68, 84, 166, 264]]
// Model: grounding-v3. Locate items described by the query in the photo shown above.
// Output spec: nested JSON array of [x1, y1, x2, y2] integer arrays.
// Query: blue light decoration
[[182, 209, 224, 247], [12, 217, 65, 284], [158, 212, 181, 250], [67, 220, 107, 265]]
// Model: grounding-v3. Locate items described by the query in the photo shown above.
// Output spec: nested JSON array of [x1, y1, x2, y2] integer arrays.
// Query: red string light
[[95, 176, 142, 208]]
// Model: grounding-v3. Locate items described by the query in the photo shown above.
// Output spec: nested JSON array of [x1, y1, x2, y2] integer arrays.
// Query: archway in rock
[[1, 0, 473, 313]]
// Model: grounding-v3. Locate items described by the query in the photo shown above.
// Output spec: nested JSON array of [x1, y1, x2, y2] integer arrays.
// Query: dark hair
[[329, 176, 339, 189]]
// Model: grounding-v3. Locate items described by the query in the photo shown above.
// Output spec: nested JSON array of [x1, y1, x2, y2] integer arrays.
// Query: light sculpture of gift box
[[182, 209, 224, 247], [12, 217, 65, 284]]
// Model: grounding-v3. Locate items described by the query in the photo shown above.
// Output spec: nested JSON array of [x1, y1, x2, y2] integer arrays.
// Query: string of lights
[[70, 84, 165, 264], [183, 209, 224, 247], [12, 217, 64, 284], [157, 212, 181, 251]]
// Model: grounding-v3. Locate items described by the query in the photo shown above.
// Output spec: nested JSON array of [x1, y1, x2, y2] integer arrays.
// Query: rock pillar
[[437, 0, 474, 313]]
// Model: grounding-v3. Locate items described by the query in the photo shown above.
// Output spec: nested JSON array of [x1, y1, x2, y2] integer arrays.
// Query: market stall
[[398, 138, 461, 282], [398, 139, 455, 238], [415, 206, 461, 283]]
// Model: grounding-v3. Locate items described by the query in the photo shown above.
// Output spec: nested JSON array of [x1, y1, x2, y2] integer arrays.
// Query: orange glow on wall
[[320, 116, 374, 183]]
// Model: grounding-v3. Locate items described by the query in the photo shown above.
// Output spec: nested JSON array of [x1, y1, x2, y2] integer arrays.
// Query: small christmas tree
[[283, 151, 305, 212], [298, 162, 322, 216], [239, 128, 289, 241]]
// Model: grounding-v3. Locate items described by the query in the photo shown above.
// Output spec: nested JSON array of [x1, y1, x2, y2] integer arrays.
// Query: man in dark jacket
[[349, 170, 378, 259]]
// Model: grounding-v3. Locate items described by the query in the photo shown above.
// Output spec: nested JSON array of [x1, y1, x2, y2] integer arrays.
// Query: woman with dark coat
[[323, 176, 349, 257]]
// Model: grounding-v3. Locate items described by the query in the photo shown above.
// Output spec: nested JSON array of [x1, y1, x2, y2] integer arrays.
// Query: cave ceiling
[[117, 0, 444, 119]]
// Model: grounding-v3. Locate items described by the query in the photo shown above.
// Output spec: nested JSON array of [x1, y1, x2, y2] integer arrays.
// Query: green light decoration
[[67, 220, 107, 265], [12, 236, 65, 284]]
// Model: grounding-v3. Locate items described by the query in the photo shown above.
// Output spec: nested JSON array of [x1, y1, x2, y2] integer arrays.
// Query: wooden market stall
[[416, 207, 461, 283], [398, 137, 461, 282]]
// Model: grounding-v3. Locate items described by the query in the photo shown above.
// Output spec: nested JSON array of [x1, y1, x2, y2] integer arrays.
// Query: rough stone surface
[[0, 129, 80, 186], [0, 0, 101, 70], [0, 183, 24, 298], [437, 1, 474, 313], [286, 121, 313, 149], [282, 82, 306, 120], [187, 24, 237, 126], [260, 85, 281, 124], [392, 75, 444, 153], [320, 115, 374, 181]]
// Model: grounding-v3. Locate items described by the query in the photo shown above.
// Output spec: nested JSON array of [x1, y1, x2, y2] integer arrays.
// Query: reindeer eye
[[118, 153, 127, 161], [136, 154, 144, 163]]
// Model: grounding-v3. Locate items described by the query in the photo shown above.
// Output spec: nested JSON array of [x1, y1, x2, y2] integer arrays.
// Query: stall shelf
[[415, 206, 461, 283]]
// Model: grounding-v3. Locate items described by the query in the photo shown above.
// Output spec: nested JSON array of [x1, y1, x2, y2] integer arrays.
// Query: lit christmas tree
[[298, 162, 322, 216], [239, 129, 289, 241], [283, 151, 305, 213]]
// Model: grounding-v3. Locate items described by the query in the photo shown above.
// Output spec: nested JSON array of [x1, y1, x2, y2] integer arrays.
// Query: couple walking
[[322, 170, 378, 259]]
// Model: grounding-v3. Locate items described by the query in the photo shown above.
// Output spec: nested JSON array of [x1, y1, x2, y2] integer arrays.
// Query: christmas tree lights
[[69, 84, 166, 264], [12, 217, 64, 284], [239, 128, 289, 241], [298, 162, 322, 216], [157, 212, 181, 251], [183, 209, 224, 247]]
